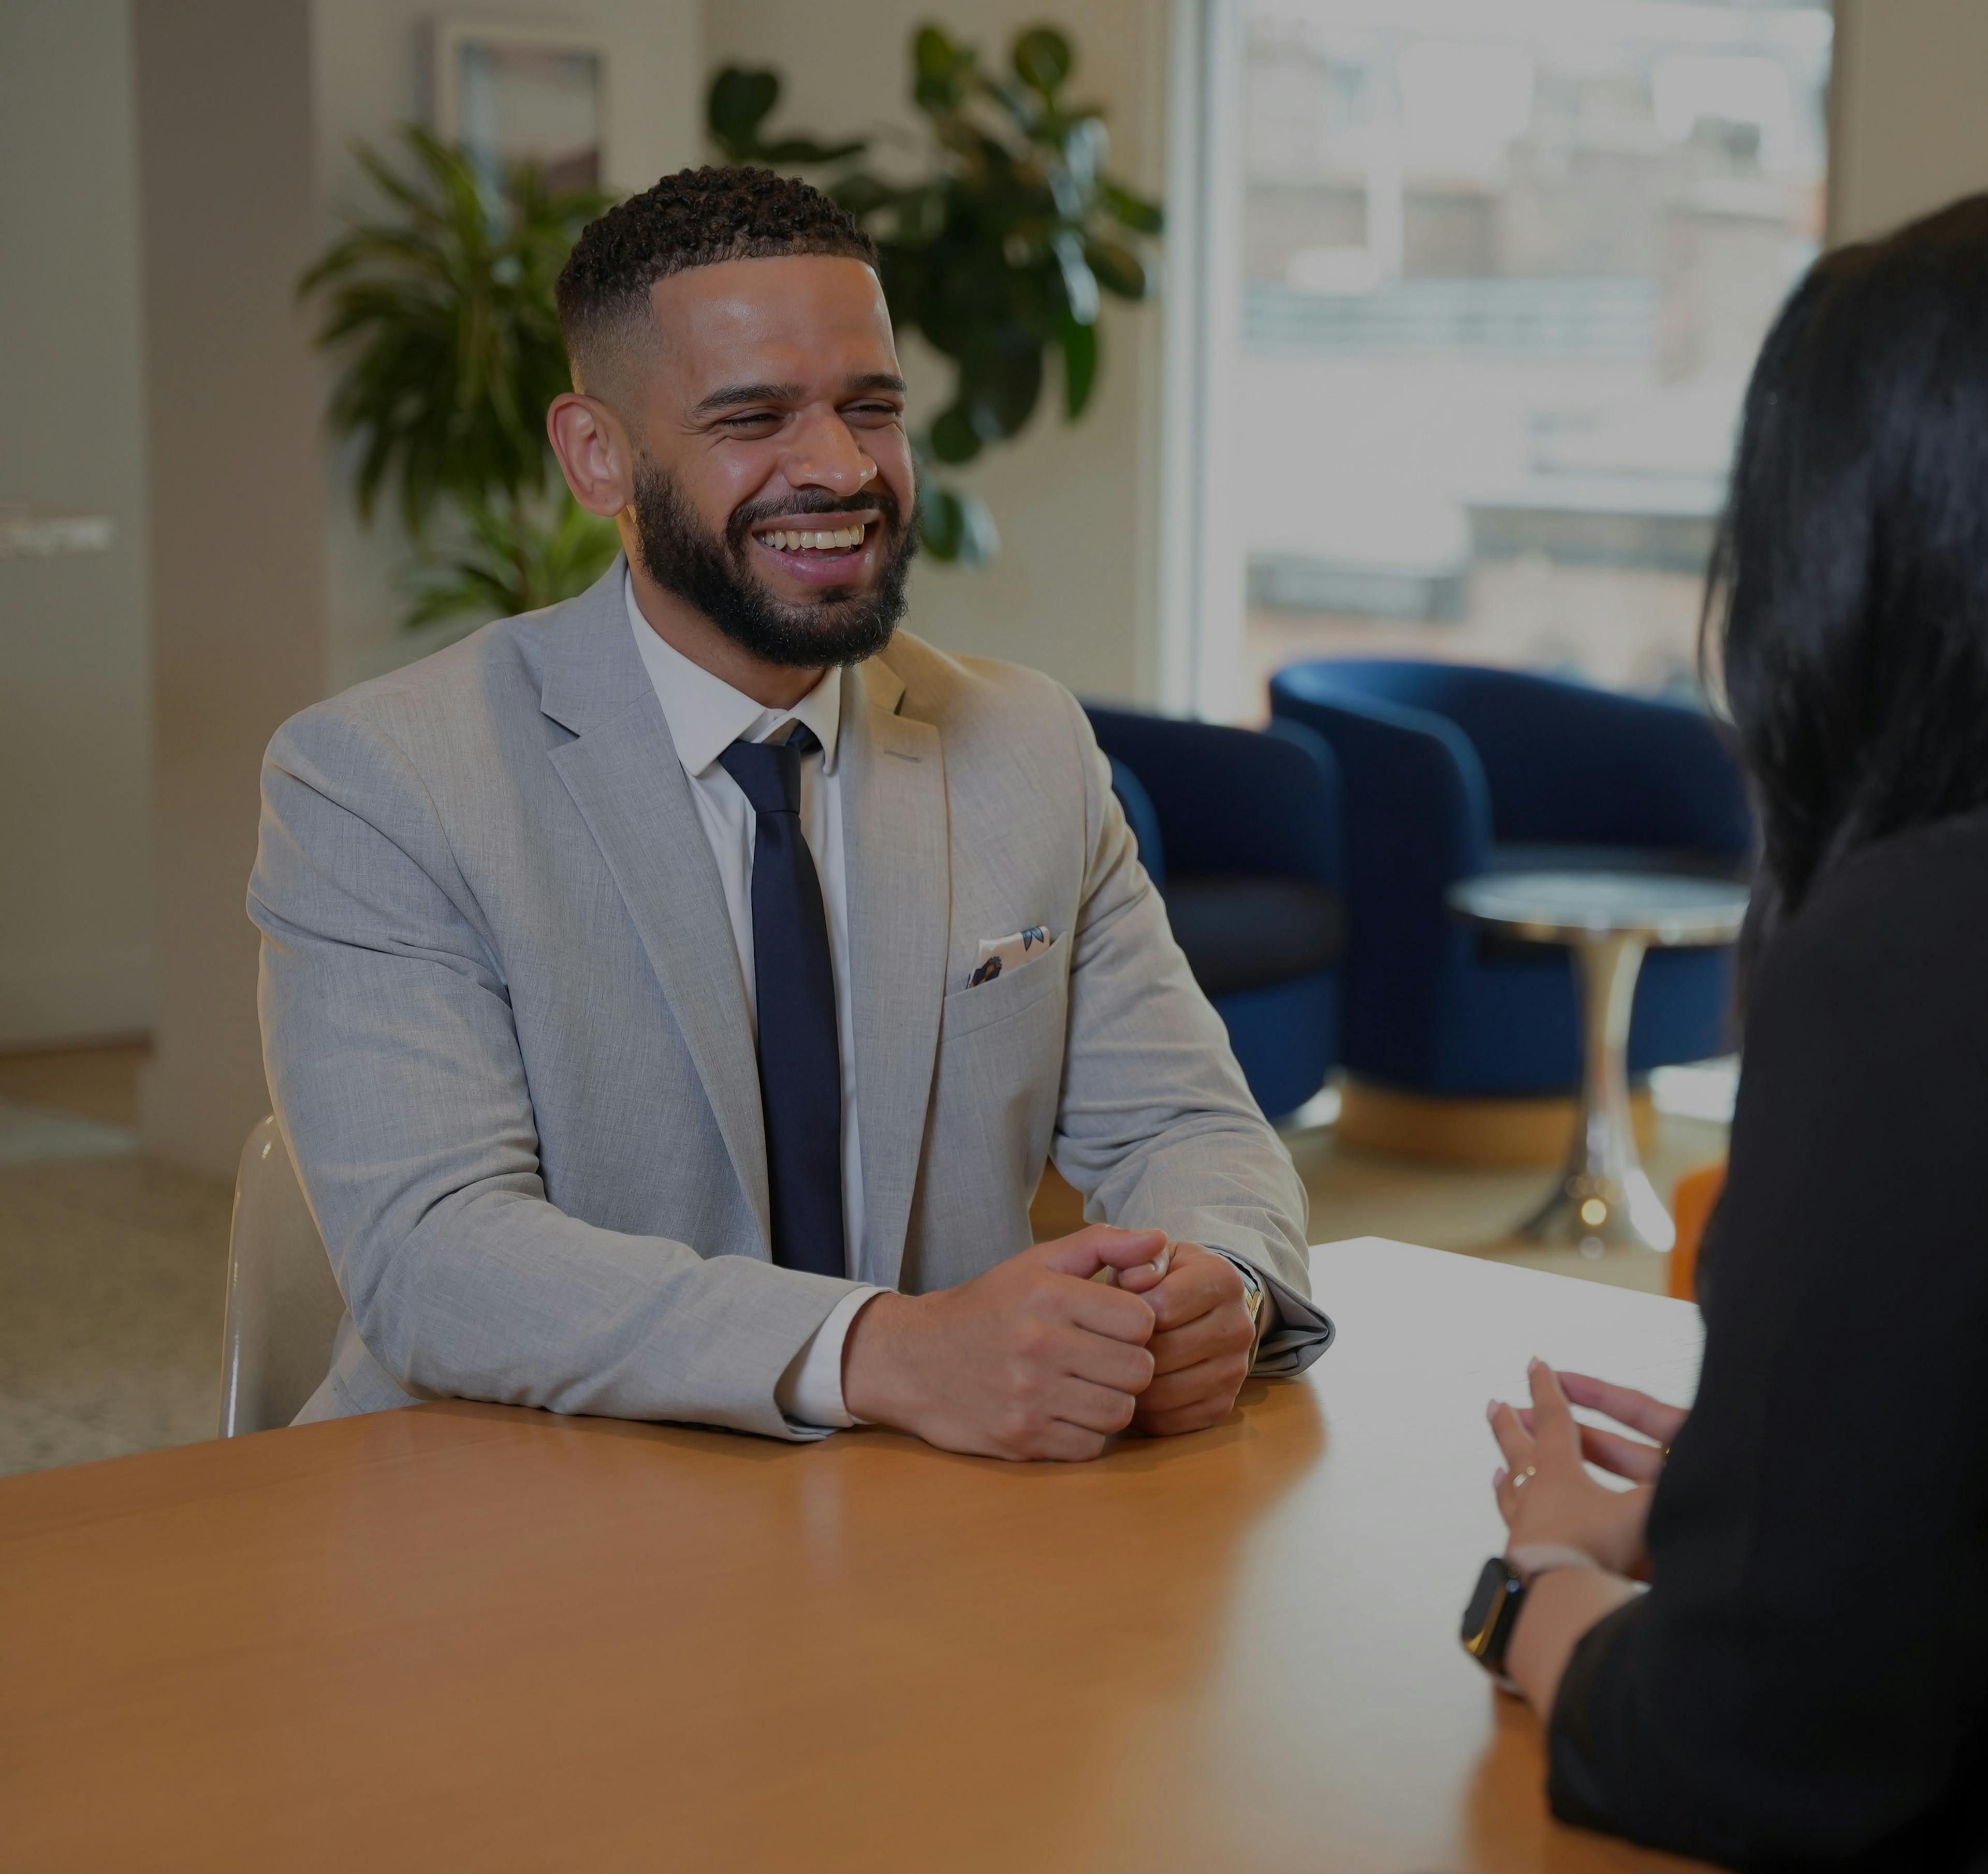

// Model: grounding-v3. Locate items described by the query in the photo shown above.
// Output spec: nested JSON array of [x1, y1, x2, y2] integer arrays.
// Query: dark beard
[[629, 462, 918, 669]]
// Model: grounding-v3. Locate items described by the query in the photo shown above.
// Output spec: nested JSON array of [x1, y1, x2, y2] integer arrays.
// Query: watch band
[[1507, 1542, 1602, 1585]]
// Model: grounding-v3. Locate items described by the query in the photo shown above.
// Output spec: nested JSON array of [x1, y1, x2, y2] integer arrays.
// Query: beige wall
[[0, 1, 153, 1047], [701, 0, 1172, 704], [1831, 0, 1988, 244]]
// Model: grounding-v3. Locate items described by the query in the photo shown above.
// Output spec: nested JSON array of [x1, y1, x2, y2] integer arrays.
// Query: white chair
[[217, 1116, 345, 1437]]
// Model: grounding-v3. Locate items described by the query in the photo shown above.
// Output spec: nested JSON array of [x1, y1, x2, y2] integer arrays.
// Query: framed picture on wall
[[429, 18, 608, 195]]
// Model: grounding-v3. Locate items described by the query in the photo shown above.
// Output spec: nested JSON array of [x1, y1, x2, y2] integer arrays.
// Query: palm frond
[[300, 126, 610, 538]]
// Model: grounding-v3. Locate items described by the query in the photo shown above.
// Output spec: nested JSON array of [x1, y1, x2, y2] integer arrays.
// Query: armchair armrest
[[1268, 682, 1498, 1079], [1266, 682, 1494, 899]]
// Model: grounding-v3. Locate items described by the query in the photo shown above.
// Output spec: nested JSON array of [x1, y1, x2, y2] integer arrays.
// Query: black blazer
[[1548, 808, 1988, 1871]]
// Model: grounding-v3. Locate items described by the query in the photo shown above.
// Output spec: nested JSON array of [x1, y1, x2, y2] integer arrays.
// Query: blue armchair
[[1266, 661, 1751, 1097], [1084, 705, 1345, 1120]]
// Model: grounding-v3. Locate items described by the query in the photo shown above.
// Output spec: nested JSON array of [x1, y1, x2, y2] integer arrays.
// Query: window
[[1193, 0, 1831, 716]]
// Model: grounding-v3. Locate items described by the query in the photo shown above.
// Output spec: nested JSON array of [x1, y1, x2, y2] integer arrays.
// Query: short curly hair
[[557, 166, 878, 387]]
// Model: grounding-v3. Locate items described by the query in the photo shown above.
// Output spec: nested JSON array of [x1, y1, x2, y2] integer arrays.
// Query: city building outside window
[[1203, 0, 1831, 714]]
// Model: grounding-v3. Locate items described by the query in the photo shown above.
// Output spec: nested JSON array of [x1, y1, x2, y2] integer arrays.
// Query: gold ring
[[1661, 1444, 1673, 1462], [1508, 1465, 1538, 1491]]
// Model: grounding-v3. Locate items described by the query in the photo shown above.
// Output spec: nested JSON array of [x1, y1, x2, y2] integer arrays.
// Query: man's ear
[[548, 391, 633, 517]]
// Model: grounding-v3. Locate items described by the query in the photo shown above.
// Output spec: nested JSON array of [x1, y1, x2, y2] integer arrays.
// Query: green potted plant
[[299, 126, 618, 627], [708, 22, 1164, 564]]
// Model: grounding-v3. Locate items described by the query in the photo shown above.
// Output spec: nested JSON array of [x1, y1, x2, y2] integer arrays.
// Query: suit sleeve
[[1043, 689, 1331, 1371], [250, 704, 864, 1441], [1546, 831, 1988, 1867]]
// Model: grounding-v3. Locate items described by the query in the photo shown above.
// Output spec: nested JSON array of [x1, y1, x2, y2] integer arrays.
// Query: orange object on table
[[1670, 1162, 1729, 1300]]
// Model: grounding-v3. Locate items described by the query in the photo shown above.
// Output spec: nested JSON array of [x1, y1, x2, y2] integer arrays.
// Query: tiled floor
[[0, 1046, 232, 1477], [0, 1044, 1724, 1480]]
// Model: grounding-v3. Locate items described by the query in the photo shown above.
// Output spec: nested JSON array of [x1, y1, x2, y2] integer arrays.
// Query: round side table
[[1446, 871, 1749, 1255]]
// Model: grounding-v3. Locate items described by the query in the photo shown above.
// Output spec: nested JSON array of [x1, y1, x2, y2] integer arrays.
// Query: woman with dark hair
[[1462, 195, 1988, 1870]]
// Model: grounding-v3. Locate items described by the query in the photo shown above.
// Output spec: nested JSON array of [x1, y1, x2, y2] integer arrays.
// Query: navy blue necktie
[[718, 727, 846, 1280]]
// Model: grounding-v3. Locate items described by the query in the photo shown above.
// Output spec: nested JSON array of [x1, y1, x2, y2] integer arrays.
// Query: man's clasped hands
[[842, 1224, 1258, 1461]]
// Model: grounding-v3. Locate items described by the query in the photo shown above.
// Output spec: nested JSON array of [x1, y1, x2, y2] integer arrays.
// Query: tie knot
[[718, 724, 818, 816]]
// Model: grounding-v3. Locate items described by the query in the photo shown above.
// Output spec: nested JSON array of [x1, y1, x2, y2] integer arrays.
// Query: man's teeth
[[759, 523, 866, 553]]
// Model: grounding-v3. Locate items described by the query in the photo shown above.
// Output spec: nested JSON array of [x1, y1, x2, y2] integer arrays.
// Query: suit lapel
[[540, 564, 771, 1252], [839, 656, 949, 1292]]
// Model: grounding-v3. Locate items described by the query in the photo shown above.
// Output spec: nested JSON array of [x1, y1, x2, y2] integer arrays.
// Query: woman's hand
[[1488, 1359, 1657, 1579], [1516, 1370, 1687, 1487]]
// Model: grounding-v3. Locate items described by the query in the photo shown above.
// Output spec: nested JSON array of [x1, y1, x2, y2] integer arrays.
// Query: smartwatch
[[1460, 1545, 1600, 1682], [1460, 1556, 1526, 1680]]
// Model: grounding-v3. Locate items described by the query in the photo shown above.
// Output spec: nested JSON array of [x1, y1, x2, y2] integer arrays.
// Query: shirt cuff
[[776, 1285, 885, 1430], [1212, 1252, 1335, 1377]]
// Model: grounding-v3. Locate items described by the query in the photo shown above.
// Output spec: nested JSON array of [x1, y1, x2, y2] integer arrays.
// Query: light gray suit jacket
[[251, 560, 1325, 1439]]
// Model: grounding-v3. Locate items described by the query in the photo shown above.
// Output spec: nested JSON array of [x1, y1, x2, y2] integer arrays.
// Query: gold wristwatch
[[1235, 1259, 1266, 1351]]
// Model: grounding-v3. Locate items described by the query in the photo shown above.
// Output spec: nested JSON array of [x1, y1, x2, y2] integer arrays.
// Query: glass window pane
[[1237, 0, 1832, 704]]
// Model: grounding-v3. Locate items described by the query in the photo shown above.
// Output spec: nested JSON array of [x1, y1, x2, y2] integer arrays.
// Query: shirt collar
[[625, 570, 842, 777]]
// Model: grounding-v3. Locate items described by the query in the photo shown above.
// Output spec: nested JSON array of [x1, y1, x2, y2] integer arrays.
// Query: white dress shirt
[[626, 577, 879, 1429]]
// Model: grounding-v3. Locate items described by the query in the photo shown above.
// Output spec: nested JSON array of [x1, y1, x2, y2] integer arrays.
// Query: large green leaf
[[958, 327, 1044, 438], [1084, 236, 1149, 300], [928, 403, 986, 464], [914, 26, 966, 80], [1052, 232, 1100, 328], [709, 67, 866, 166], [1012, 27, 1073, 94], [1060, 312, 1099, 420], [708, 67, 780, 155], [919, 485, 999, 565], [1101, 180, 1163, 236]]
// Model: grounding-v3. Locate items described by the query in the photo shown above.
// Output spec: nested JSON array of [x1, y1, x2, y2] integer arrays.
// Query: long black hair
[[1709, 193, 1988, 966]]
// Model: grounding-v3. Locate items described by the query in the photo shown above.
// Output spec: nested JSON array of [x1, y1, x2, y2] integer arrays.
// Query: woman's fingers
[[1526, 1358, 1584, 1456], [1485, 1397, 1537, 1472], [1514, 1408, 1669, 1483], [1556, 1370, 1689, 1446], [1578, 1422, 1668, 1484]]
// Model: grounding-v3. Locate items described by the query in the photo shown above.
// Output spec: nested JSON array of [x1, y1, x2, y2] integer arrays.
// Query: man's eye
[[845, 403, 903, 422], [721, 412, 780, 431]]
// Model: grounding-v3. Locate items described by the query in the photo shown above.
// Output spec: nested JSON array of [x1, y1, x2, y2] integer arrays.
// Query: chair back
[[1271, 658, 1751, 858], [218, 1117, 345, 1437], [1085, 702, 1343, 885]]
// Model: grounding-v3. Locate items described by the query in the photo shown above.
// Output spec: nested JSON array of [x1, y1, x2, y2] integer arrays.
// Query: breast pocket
[[941, 949, 1068, 1042]]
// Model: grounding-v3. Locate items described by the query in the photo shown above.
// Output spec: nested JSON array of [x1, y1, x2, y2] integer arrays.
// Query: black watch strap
[[1459, 1555, 1526, 1677]]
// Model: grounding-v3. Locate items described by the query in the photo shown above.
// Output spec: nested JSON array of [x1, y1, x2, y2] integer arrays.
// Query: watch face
[[1460, 1557, 1517, 1663]]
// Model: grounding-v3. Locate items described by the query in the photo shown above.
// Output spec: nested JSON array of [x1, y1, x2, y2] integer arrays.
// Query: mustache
[[725, 486, 906, 555]]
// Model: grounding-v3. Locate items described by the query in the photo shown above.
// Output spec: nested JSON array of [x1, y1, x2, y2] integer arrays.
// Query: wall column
[[1830, 0, 1988, 244], [133, 0, 328, 1177]]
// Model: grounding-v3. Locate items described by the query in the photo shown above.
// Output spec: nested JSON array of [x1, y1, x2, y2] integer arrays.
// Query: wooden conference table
[[3, 1239, 1712, 1873]]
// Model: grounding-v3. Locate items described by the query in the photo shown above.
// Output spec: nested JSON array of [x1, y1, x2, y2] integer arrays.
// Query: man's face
[[627, 254, 918, 668]]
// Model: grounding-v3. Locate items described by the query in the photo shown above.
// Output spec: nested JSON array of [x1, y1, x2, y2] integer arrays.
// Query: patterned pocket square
[[968, 926, 1055, 988]]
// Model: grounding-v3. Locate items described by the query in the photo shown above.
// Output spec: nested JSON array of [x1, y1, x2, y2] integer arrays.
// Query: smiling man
[[251, 167, 1331, 1457]]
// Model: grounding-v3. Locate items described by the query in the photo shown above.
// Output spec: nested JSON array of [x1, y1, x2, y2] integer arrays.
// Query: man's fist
[[1116, 1241, 1258, 1436], [841, 1224, 1165, 1461]]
